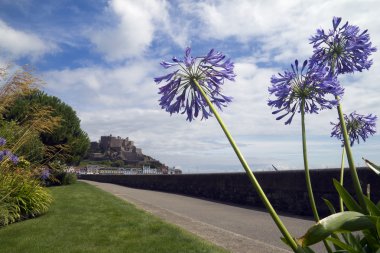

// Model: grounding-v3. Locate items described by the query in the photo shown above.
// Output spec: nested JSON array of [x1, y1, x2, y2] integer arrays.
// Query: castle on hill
[[86, 135, 181, 174], [89, 135, 142, 162], [88, 134, 152, 164]]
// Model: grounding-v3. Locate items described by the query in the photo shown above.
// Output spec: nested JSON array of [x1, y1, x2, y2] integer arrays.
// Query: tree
[[3, 90, 90, 165]]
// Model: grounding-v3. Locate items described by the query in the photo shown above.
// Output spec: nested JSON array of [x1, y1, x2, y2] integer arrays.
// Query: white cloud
[[0, 19, 55, 60], [43, 59, 158, 113], [89, 0, 169, 61], [182, 0, 380, 64]]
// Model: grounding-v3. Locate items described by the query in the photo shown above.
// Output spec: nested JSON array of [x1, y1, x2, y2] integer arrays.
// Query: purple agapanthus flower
[[268, 59, 344, 125], [10, 154, 19, 164], [154, 47, 235, 121], [0, 150, 10, 161], [310, 17, 376, 75], [41, 169, 50, 180], [0, 137, 6, 146], [331, 111, 377, 146], [0, 149, 19, 164]]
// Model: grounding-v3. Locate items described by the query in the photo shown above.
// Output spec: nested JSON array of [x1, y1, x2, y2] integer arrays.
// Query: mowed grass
[[0, 182, 229, 253]]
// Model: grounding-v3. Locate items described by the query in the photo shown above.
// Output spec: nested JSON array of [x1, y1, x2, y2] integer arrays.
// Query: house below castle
[[79, 164, 182, 175]]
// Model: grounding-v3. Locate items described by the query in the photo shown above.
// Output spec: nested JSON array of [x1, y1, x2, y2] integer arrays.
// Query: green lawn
[[0, 182, 229, 253]]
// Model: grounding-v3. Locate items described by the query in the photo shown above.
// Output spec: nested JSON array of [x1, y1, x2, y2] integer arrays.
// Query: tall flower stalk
[[155, 48, 302, 252], [268, 59, 343, 222], [300, 99, 319, 220], [339, 148, 345, 212], [310, 17, 377, 210], [336, 101, 366, 208], [269, 59, 343, 253]]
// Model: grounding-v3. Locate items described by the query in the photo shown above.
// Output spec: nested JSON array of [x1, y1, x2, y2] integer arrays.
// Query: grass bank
[[0, 182, 228, 253]]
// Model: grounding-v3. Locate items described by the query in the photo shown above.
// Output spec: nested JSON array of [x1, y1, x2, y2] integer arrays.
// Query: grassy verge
[[0, 182, 229, 253]]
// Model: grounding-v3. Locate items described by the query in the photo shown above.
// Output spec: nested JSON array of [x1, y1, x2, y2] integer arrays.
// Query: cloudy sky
[[0, 0, 379, 173]]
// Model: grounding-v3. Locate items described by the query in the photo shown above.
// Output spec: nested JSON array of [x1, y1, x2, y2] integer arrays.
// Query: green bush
[[43, 161, 76, 186], [45, 171, 77, 186], [0, 201, 20, 226], [0, 67, 56, 227], [0, 171, 52, 226], [62, 173, 77, 185]]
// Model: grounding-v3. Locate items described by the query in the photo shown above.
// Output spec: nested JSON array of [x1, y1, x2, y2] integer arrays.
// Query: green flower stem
[[335, 97, 366, 210], [301, 102, 333, 253], [192, 79, 302, 253], [300, 100, 320, 222], [301, 103, 332, 253], [339, 147, 345, 212]]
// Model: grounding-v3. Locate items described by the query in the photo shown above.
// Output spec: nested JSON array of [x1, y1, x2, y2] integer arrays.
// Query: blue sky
[[1, 0, 379, 173]]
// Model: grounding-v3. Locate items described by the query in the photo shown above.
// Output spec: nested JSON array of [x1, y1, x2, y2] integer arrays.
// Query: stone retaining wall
[[79, 168, 379, 217]]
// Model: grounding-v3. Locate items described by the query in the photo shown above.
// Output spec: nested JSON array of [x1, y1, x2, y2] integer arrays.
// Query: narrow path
[[81, 180, 322, 253]]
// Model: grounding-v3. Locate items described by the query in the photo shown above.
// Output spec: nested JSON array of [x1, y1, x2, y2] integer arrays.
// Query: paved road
[[81, 180, 324, 253]]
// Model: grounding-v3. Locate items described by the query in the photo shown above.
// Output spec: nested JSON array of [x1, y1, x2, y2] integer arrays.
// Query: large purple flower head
[[154, 47, 235, 121], [310, 17, 377, 75], [268, 60, 344, 125], [331, 111, 377, 146]]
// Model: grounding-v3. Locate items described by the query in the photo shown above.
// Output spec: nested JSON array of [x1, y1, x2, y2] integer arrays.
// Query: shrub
[[0, 171, 52, 226], [0, 66, 57, 227], [62, 173, 77, 185], [43, 161, 77, 186], [43, 171, 77, 186]]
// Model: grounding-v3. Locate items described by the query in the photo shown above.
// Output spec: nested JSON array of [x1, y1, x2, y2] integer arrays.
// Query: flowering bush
[[0, 136, 52, 226], [0, 67, 54, 227], [0, 168, 52, 226], [0, 137, 19, 165]]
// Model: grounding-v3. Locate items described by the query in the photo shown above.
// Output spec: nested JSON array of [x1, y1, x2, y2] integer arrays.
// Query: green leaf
[[323, 198, 336, 214], [298, 211, 374, 247], [363, 229, 380, 249], [377, 218, 380, 238], [333, 179, 363, 213], [346, 233, 366, 253], [330, 233, 344, 252], [363, 157, 380, 175], [364, 196, 380, 216], [327, 237, 359, 253]]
